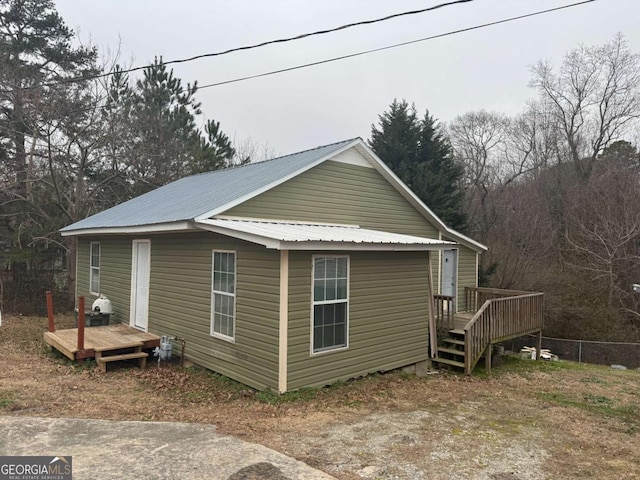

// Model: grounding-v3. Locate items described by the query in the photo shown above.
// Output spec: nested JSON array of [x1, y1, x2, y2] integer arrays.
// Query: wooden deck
[[433, 287, 544, 374], [44, 324, 160, 361]]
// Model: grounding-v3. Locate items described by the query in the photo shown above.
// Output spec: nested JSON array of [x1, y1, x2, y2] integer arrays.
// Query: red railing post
[[77, 296, 85, 357], [46, 291, 55, 332]]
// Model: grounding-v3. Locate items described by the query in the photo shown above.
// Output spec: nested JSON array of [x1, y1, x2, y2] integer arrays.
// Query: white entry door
[[130, 240, 151, 331], [442, 249, 457, 300]]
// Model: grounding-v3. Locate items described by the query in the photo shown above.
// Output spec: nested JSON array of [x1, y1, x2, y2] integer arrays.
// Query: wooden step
[[432, 357, 465, 369], [449, 329, 465, 336], [94, 341, 143, 352], [443, 338, 465, 346], [96, 352, 148, 363], [437, 346, 465, 357], [96, 352, 148, 372]]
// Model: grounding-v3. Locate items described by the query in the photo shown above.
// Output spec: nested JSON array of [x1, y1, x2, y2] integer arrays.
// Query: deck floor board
[[453, 312, 474, 331]]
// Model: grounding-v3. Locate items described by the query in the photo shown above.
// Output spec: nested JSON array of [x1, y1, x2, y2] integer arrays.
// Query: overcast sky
[[55, 0, 638, 157]]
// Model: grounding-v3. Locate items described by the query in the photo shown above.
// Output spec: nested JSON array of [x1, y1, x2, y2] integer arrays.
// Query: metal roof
[[195, 218, 456, 251], [59, 137, 486, 252], [61, 138, 358, 232]]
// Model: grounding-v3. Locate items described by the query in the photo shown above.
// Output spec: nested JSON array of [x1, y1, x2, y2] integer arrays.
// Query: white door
[[130, 240, 150, 331], [442, 249, 457, 299]]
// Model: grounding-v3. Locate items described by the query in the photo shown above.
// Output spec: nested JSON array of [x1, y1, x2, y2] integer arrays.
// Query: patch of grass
[[581, 376, 607, 384], [476, 355, 586, 376], [0, 392, 15, 409], [255, 387, 319, 405], [583, 393, 611, 406], [71, 359, 97, 373], [537, 391, 640, 429]]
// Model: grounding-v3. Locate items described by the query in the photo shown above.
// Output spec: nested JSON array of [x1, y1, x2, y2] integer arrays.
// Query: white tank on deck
[[92, 294, 113, 315]]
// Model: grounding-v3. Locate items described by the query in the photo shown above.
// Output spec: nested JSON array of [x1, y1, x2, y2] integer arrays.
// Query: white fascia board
[[193, 221, 282, 248], [280, 241, 456, 251], [60, 221, 195, 237], [354, 142, 488, 253], [193, 139, 362, 221]]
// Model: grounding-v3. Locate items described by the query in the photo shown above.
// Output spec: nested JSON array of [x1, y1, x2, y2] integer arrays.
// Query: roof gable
[[61, 138, 357, 233]]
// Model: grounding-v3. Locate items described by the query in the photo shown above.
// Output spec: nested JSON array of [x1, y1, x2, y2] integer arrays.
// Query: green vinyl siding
[[147, 232, 280, 391], [225, 157, 439, 238], [77, 236, 132, 324], [79, 232, 280, 391], [287, 250, 431, 390]]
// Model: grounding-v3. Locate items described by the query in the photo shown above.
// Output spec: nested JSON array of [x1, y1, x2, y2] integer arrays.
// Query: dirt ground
[[1, 315, 639, 480]]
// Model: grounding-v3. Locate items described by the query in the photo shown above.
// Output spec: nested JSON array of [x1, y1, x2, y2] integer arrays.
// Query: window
[[312, 256, 349, 353], [90, 242, 100, 295], [211, 251, 236, 341]]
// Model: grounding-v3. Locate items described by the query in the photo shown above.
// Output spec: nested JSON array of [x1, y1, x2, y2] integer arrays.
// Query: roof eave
[[279, 241, 455, 251], [193, 221, 454, 251], [59, 221, 195, 237]]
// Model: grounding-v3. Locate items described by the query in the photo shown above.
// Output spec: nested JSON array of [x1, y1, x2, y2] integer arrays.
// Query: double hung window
[[211, 251, 236, 341], [312, 256, 349, 353]]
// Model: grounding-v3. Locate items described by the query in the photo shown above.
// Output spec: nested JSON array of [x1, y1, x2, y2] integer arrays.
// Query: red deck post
[[46, 291, 55, 332], [77, 297, 85, 359]]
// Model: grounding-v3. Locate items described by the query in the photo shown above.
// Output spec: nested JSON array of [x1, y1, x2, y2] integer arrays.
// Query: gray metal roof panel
[[61, 138, 358, 232]]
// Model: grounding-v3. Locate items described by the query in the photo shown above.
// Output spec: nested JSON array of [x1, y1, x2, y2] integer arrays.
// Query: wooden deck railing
[[433, 294, 455, 332], [464, 286, 533, 313], [464, 292, 544, 374]]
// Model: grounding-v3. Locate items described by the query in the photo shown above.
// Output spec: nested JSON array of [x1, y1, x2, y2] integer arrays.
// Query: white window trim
[[211, 250, 237, 343], [310, 254, 350, 356], [90, 241, 100, 296]]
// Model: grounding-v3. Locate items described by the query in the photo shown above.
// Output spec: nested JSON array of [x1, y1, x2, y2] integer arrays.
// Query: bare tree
[[448, 111, 510, 241], [562, 150, 640, 314], [529, 33, 640, 178], [232, 136, 279, 164]]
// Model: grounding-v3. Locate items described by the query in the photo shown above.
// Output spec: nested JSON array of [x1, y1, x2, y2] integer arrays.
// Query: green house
[[61, 138, 486, 392]]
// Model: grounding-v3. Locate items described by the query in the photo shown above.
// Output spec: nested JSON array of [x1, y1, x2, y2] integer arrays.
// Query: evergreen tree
[[110, 58, 239, 196], [0, 0, 97, 309], [369, 99, 467, 232], [0, 0, 97, 197]]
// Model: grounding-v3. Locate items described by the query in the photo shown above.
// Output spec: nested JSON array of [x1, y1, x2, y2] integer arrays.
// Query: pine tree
[[0, 0, 98, 309], [0, 0, 97, 198], [110, 58, 239, 196], [369, 99, 467, 232]]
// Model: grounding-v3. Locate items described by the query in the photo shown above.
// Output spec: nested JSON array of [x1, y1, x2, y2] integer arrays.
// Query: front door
[[442, 249, 457, 301], [130, 239, 150, 331]]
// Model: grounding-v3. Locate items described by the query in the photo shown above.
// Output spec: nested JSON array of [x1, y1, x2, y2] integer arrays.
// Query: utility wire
[[196, 0, 597, 90], [1, 0, 475, 93], [0, 0, 596, 117]]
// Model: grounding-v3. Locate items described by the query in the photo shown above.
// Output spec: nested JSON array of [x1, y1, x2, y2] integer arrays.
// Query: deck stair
[[95, 342, 148, 373], [433, 329, 466, 370]]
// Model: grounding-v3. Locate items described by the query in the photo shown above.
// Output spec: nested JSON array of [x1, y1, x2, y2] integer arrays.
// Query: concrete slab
[[0, 416, 335, 480]]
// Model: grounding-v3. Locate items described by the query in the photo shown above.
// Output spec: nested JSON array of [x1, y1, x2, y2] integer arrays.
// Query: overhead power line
[[196, 0, 597, 91], [1, 0, 475, 93], [0, 0, 597, 110]]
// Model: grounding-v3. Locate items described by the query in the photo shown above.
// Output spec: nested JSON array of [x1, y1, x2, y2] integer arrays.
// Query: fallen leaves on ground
[[1, 315, 639, 479]]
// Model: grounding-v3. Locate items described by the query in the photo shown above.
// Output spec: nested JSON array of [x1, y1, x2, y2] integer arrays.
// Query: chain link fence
[[507, 335, 640, 369]]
